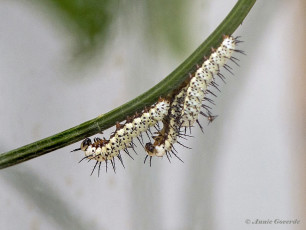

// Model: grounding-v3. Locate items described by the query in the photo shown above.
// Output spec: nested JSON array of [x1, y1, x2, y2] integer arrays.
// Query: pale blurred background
[[0, 0, 305, 229]]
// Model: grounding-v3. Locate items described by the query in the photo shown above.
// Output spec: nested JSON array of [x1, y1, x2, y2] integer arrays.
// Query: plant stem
[[0, 0, 256, 169]]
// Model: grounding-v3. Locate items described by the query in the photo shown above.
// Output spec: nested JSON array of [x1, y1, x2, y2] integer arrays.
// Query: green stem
[[0, 0, 256, 169]]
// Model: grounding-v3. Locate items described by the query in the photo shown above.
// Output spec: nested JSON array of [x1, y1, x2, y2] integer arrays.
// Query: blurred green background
[[38, 0, 191, 58]]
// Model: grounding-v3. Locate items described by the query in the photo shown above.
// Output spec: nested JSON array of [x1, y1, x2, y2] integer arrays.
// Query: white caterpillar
[[180, 35, 239, 128], [73, 98, 170, 174], [144, 35, 242, 163], [74, 35, 244, 172]]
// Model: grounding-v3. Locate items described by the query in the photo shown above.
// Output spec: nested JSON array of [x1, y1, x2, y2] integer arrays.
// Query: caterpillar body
[[72, 98, 170, 174], [143, 35, 241, 162], [180, 35, 239, 128], [73, 35, 244, 174]]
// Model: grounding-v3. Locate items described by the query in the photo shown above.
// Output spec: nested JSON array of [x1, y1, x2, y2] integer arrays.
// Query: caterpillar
[[180, 35, 241, 129], [73, 35, 244, 173], [72, 98, 171, 175], [143, 35, 243, 162]]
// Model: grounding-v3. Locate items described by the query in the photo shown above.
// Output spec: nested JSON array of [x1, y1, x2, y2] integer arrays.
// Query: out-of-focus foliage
[[36, 0, 190, 58], [40, 0, 115, 54], [143, 0, 190, 56]]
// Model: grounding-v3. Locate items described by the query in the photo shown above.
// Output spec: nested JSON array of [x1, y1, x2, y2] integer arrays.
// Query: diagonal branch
[[0, 0, 256, 169]]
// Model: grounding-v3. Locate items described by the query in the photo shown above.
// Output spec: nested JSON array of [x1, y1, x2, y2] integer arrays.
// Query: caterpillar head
[[145, 143, 156, 156], [80, 138, 92, 151]]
